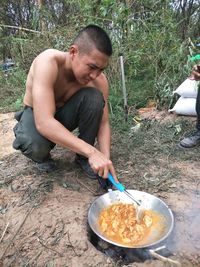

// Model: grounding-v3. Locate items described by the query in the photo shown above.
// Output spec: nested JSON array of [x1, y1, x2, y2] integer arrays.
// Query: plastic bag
[[173, 78, 199, 98], [169, 96, 197, 116]]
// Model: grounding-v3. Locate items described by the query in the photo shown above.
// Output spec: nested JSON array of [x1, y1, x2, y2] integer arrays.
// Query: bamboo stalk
[[0, 24, 42, 34]]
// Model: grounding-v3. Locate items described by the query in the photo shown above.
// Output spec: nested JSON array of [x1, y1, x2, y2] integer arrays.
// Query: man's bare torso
[[24, 49, 106, 108]]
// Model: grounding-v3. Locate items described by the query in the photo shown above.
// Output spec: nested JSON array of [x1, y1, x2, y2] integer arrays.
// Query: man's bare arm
[[97, 80, 111, 159], [91, 76, 117, 180]]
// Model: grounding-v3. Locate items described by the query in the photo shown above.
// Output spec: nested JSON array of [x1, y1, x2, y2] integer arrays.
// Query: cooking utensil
[[107, 173, 144, 222], [88, 190, 179, 264], [88, 189, 174, 249]]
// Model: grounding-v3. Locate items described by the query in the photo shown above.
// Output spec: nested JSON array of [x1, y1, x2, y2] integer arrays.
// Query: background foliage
[[0, 0, 200, 127]]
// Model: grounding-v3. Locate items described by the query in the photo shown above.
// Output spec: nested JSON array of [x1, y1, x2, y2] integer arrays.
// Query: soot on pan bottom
[[87, 225, 172, 265]]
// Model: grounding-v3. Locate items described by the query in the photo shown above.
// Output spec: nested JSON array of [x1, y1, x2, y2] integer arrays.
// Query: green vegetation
[[0, 69, 26, 112], [0, 0, 200, 130]]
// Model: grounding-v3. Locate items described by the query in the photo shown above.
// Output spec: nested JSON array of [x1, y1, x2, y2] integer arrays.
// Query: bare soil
[[0, 111, 200, 267]]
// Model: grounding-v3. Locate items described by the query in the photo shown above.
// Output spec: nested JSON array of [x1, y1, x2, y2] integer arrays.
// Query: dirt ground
[[0, 111, 200, 267]]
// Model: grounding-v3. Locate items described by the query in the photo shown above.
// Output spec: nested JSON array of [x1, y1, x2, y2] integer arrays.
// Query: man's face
[[70, 46, 109, 85]]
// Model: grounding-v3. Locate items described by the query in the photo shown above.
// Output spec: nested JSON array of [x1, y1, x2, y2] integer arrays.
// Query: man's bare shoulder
[[92, 73, 109, 94], [33, 49, 66, 66], [29, 49, 68, 84]]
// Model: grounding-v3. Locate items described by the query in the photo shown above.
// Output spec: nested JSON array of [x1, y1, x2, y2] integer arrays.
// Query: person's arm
[[98, 114, 111, 159], [88, 75, 118, 181], [97, 81, 111, 159]]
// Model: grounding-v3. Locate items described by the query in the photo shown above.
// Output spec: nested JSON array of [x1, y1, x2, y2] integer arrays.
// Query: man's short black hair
[[73, 25, 112, 56]]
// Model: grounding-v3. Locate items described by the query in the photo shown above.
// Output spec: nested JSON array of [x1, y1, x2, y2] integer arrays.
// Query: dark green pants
[[13, 87, 105, 163], [196, 83, 200, 130]]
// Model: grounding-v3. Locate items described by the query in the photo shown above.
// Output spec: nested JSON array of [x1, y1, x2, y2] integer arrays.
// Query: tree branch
[[0, 24, 43, 34]]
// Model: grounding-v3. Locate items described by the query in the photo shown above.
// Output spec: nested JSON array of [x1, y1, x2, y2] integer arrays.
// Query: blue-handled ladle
[[107, 173, 144, 223]]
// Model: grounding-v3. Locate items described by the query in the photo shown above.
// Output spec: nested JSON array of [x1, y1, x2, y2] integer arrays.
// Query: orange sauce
[[98, 203, 164, 246]]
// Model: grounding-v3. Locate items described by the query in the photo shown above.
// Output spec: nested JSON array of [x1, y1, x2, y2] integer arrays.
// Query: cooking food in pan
[[98, 202, 165, 246], [88, 190, 174, 248]]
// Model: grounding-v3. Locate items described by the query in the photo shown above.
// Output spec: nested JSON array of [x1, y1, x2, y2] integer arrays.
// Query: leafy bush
[[0, 0, 199, 118], [0, 68, 26, 112]]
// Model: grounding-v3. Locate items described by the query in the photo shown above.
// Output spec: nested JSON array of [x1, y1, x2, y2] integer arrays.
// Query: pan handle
[[108, 173, 125, 192], [149, 246, 181, 266], [108, 173, 142, 206]]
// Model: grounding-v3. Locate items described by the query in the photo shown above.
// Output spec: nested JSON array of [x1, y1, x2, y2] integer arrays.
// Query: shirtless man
[[13, 25, 118, 187]]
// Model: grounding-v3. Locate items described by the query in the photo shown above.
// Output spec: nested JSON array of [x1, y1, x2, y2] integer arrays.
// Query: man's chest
[[53, 70, 103, 107], [54, 80, 79, 106], [53, 78, 97, 107]]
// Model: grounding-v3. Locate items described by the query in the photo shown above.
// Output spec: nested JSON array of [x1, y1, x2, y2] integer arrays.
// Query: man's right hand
[[88, 149, 119, 183]]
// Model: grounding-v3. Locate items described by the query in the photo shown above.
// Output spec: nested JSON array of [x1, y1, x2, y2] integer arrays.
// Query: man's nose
[[89, 70, 100, 80]]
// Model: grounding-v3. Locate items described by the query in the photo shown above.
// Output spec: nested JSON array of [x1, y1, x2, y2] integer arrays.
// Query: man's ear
[[69, 45, 78, 59]]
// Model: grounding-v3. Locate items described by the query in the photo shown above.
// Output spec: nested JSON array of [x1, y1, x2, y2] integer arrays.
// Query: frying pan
[[88, 189, 174, 249]]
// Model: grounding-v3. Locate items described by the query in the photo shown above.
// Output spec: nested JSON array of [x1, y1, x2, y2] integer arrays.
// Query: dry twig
[[0, 24, 42, 34], [149, 249, 181, 266], [50, 220, 65, 246], [37, 236, 63, 257], [0, 206, 34, 261], [0, 222, 9, 243], [24, 249, 43, 267], [66, 231, 80, 257], [75, 177, 96, 194]]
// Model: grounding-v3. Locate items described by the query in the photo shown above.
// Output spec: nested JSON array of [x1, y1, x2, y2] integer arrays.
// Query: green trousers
[[13, 87, 105, 163]]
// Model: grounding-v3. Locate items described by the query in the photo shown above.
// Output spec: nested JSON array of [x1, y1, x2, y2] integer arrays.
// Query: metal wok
[[88, 189, 174, 249]]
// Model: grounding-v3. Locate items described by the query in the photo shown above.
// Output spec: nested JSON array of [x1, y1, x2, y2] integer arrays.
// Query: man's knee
[[28, 142, 52, 162], [80, 87, 105, 112], [13, 138, 52, 162], [13, 123, 54, 162]]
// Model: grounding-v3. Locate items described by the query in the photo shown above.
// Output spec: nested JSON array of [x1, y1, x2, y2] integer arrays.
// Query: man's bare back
[[24, 49, 108, 109]]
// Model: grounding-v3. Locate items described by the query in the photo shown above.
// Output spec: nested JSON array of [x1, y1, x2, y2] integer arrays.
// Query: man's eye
[[89, 65, 95, 70]]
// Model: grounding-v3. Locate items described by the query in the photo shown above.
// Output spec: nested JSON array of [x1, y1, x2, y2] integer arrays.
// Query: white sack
[[173, 78, 199, 98], [169, 96, 197, 116]]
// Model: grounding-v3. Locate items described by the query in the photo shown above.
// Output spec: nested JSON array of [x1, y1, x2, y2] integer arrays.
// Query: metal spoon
[[107, 173, 144, 223]]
